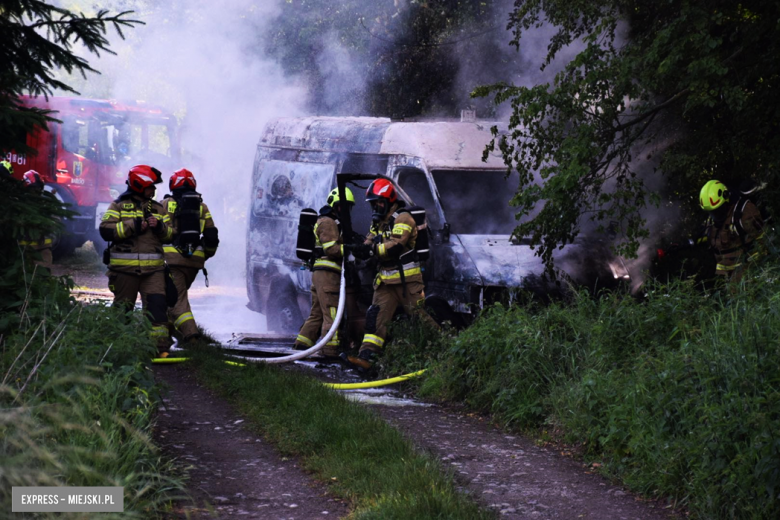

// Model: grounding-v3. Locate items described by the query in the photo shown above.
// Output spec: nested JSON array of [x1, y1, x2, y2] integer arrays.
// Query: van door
[[247, 158, 336, 324]]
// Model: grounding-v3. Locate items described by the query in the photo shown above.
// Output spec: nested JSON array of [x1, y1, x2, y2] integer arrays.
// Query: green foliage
[[475, 0, 780, 270], [266, 0, 512, 117], [0, 177, 183, 516], [406, 262, 780, 518], [0, 0, 141, 155], [1, 297, 184, 517], [189, 348, 491, 519], [0, 177, 73, 329]]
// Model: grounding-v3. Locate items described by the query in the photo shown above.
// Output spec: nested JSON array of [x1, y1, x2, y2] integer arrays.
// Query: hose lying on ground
[[165, 258, 346, 364], [236, 257, 346, 364], [151, 357, 426, 389], [321, 370, 426, 389]]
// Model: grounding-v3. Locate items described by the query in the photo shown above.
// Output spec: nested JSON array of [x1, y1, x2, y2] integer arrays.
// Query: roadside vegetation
[[187, 347, 491, 520], [383, 260, 780, 519], [1, 179, 184, 517]]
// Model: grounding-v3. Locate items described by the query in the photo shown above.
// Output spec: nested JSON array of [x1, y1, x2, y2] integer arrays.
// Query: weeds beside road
[[0, 265, 185, 518], [384, 263, 780, 519], [187, 346, 492, 520]]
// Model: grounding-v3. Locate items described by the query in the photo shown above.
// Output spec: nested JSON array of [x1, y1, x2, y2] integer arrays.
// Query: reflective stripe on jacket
[[707, 200, 765, 276], [366, 205, 422, 286], [99, 195, 171, 274], [162, 197, 218, 268], [312, 216, 343, 273]]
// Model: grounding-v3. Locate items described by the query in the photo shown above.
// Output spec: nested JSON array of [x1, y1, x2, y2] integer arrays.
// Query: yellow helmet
[[327, 187, 355, 207], [699, 180, 729, 211]]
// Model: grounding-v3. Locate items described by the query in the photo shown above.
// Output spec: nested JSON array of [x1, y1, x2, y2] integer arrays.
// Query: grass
[[186, 344, 492, 520], [0, 267, 186, 519], [382, 262, 780, 519]]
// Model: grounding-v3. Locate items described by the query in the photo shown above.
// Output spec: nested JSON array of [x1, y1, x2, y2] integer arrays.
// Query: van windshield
[[431, 169, 520, 235]]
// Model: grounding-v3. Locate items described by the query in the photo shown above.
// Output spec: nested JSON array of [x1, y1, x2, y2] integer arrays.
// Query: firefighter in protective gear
[[293, 187, 355, 358], [19, 170, 54, 269], [1, 159, 14, 180], [99, 165, 174, 355], [342, 179, 436, 371], [699, 179, 765, 282], [162, 169, 219, 342]]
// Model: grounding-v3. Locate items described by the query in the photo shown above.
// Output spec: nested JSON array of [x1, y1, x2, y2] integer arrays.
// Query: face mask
[[371, 200, 387, 222]]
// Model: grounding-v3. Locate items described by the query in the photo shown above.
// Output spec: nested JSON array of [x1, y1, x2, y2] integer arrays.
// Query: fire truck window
[[147, 125, 170, 155], [396, 168, 440, 229], [62, 118, 87, 156]]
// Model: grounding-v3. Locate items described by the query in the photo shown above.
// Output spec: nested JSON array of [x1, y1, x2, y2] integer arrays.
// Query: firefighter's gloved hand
[[146, 215, 159, 229], [350, 232, 366, 245], [346, 243, 373, 260]]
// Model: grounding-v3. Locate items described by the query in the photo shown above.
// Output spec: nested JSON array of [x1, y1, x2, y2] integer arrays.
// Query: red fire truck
[[7, 96, 181, 257]]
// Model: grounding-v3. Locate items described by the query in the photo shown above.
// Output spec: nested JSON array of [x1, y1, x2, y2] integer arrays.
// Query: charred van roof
[[260, 117, 508, 170]]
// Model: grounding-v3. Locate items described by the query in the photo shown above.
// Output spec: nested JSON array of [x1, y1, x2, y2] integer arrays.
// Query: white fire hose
[[227, 257, 347, 364]]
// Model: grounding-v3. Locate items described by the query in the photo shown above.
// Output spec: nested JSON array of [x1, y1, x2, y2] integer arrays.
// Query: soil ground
[[60, 254, 682, 519], [373, 401, 677, 519], [154, 364, 350, 519]]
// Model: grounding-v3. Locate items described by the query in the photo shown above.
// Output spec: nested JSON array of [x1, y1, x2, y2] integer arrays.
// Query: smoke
[[58, 0, 310, 284], [315, 31, 368, 115]]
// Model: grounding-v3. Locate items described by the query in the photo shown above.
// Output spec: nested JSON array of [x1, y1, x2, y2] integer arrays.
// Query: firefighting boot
[[340, 349, 378, 373]]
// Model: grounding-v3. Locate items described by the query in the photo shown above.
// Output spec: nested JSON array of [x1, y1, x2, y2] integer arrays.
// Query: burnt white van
[[246, 117, 621, 334]]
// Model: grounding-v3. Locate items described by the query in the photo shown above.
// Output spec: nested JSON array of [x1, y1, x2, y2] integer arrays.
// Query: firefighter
[[1, 159, 14, 180], [162, 169, 219, 343], [19, 170, 54, 269], [99, 165, 174, 356], [293, 187, 356, 358], [342, 179, 436, 371], [698, 179, 765, 282]]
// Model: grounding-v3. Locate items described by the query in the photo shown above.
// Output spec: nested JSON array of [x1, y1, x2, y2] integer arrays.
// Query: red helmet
[[365, 179, 397, 204], [23, 170, 44, 190], [170, 168, 197, 191], [127, 165, 162, 193]]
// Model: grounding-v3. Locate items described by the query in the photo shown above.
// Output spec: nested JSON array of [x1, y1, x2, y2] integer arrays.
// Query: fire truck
[[7, 96, 181, 257]]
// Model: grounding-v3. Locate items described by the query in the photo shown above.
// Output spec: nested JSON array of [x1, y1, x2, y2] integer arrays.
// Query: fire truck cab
[[7, 96, 181, 257]]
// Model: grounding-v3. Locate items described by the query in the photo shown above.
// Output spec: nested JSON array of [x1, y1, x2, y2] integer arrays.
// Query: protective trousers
[[359, 280, 434, 355], [295, 270, 341, 357], [108, 270, 171, 352], [169, 266, 200, 340]]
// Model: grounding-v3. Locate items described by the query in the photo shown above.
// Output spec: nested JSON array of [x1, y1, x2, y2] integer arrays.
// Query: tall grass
[[1, 272, 185, 518], [387, 263, 780, 519], [188, 346, 492, 520]]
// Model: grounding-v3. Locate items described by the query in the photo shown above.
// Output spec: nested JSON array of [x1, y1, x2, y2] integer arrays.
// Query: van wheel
[[268, 291, 302, 334]]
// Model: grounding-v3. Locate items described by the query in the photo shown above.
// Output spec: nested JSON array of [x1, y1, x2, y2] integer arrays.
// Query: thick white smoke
[[55, 0, 316, 336]]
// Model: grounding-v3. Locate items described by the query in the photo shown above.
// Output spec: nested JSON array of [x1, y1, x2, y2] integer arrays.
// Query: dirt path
[[154, 365, 350, 519], [372, 400, 677, 519], [59, 258, 678, 519]]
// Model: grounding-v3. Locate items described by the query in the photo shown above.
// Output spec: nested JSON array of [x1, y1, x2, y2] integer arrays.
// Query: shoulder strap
[[731, 197, 749, 245]]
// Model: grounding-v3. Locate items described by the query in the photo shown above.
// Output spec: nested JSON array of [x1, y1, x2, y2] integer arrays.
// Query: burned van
[[246, 116, 622, 334]]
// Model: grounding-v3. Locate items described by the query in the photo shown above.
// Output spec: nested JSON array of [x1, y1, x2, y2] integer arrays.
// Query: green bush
[[402, 265, 780, 518], [0, 251, 184, 517]]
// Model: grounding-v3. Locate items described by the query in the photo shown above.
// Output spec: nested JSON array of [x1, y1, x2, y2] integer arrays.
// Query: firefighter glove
[[346, 243, 373, 260]]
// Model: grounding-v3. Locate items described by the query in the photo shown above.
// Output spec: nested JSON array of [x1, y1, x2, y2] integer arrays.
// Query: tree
[[0, 0, 141, 155], [265, 0, 511, 118], [0, 1, 140, 314], [474, 0, 780, 269]]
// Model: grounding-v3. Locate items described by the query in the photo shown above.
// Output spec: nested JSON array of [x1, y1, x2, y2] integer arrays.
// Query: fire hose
[[153, 257, 428, 387], [164, 257, 346, 364], [226, 256, 347, 364]]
